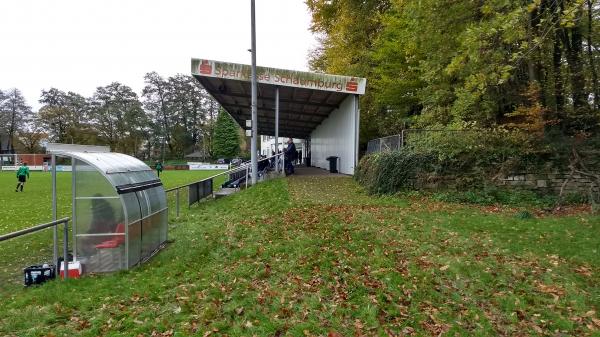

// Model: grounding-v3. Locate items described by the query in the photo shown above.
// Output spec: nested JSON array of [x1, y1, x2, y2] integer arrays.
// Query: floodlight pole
[[275, 86, 279, 173], [51, 154, 58, 275], [250, 0, 258, 185], [72, 160, 77, 260]]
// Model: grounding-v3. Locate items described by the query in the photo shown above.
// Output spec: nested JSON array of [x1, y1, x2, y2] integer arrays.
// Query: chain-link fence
[[366, 130, 484, 155], [366, 134, 404, 154], [0, 154, 52, 169]]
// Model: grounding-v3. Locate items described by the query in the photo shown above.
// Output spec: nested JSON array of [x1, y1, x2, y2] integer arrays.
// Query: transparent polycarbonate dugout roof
[[69, 152, 152, 175], [59, 151, 163, 197]]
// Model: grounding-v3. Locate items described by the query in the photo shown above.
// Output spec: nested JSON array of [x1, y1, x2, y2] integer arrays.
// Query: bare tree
[[17, 120, 45, 153], [0, 89, 32, 153], [88, 82, 147, 154], [143, 72, 172, 161]]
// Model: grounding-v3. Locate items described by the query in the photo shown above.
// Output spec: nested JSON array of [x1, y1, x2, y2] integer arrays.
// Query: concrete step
[[213, 187, 239, 199]]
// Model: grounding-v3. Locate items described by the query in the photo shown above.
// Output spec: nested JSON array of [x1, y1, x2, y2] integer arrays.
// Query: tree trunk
[[191, 101, 199, 147], [587, 0, 600, 109], [8, 100, 16, 153], [562, 24, 589, 111], [536, 0, 552, 109], [527, 11, 538, 82], [553, 33, 565, 125]]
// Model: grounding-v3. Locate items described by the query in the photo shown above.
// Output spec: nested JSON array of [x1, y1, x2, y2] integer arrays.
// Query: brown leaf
[[354, 319, 364, 336], [535, 282, 565, 297], [575, 266, 593, 277], [384, 328, 399, 337], [401, 326, 415, 335]]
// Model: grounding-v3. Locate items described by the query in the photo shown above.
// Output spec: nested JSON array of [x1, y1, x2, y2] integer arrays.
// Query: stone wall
[[415, 171, 599, 196], [498, 172, 599, 195]]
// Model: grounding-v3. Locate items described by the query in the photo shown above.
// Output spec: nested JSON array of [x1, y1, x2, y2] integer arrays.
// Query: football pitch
[[0, 170, 223, 233]]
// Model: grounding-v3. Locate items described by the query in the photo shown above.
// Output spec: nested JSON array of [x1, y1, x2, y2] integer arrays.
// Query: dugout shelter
[[47, 143, 167, 273]]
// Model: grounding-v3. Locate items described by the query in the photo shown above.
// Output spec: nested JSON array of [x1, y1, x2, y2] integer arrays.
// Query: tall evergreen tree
[[212, 109, 240, 158]]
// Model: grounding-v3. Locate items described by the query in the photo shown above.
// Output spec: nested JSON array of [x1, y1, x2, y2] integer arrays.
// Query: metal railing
[[166, 153, 285, 218], [0, 217, 71, 285]]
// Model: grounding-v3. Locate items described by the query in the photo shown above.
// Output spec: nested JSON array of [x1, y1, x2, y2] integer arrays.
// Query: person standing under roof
[[15, 162, 30, 192], [284, 138, 297, 175]]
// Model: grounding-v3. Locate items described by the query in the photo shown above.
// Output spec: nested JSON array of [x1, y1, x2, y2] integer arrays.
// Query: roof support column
[[275, 86, 279, 173], [250, 0, 258, 185], [354, 94, 360, 169]]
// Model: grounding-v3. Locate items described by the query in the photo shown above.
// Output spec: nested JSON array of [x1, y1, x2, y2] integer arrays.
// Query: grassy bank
[[0, 176, 598, 336]]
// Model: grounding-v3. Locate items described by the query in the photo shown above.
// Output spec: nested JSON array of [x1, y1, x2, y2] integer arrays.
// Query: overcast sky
[[0, 0, 318, 110]]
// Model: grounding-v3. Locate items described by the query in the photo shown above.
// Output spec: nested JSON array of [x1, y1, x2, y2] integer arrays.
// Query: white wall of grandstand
[[260, 136, 304, 160]]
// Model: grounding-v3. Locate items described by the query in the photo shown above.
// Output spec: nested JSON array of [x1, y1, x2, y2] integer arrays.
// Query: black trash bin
[[326, 156, 339, 173]]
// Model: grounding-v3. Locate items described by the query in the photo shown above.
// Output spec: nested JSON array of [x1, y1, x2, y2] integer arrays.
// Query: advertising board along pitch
[[188, 163, 229, 171], [191, 59, 366, 95]]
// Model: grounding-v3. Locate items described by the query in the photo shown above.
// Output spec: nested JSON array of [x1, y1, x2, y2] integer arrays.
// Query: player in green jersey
[[16, 162, 30, 192]]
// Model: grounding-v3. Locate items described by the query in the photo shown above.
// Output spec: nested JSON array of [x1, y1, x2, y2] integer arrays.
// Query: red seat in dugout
[[94, 223, 125, 249]]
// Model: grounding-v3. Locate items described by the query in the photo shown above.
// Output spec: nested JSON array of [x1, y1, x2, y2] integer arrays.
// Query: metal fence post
[[63, 220, 69, 280], [245, 166, 249, 189], [176, 188, 180, 218], [401, 130, 405, 148]]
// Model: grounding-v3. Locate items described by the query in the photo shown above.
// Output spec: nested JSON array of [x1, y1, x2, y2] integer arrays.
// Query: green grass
[[1, 175, 599, 336]]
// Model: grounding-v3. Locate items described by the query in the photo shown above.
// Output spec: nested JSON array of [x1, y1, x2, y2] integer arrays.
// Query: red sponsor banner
[[199, 60, 212, 75], [345, 78, 358, 92], [192, 59, 366, 94]]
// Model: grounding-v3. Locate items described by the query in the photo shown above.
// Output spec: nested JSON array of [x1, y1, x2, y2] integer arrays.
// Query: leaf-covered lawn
[[1, 176, 598, 336]]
